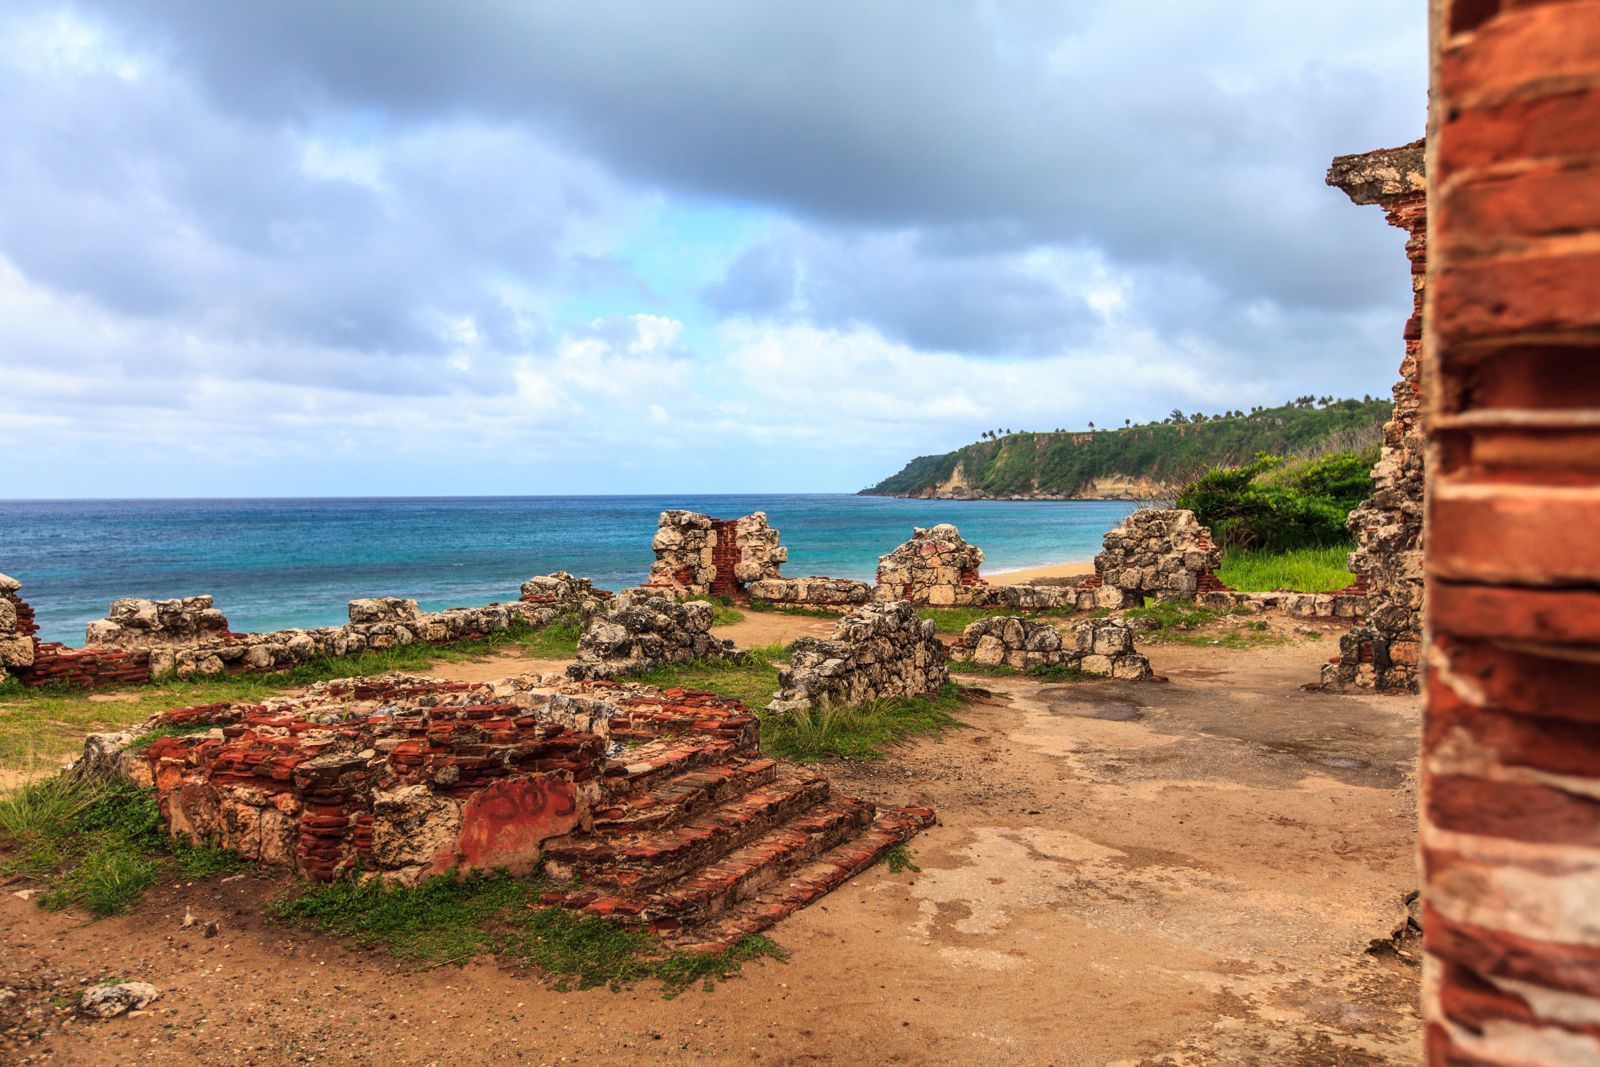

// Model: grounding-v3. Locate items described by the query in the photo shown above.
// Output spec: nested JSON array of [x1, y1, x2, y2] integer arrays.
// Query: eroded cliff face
[[905, 472, 1177, 502]]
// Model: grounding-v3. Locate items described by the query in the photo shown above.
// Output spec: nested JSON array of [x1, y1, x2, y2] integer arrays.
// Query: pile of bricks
[[88, 672, 932, 949]]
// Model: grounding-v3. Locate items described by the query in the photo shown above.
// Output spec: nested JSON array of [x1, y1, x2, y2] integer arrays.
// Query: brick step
[[542, 769, 831, 890], [581, 796, 876, 930], [665, 805, 938, 953], [592, 757, 779, 833], [600, 736, 740, 795]]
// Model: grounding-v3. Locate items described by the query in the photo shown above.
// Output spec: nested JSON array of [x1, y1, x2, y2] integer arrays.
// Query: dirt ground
[[1, 622, 1422, 1066]]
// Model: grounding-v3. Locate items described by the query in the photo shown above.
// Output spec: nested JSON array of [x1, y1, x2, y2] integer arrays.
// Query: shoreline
[[984, 559, 1095, 585]]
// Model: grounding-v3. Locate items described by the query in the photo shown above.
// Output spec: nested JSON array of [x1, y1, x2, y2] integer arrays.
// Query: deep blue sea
[[0, 496, 1135, 646]]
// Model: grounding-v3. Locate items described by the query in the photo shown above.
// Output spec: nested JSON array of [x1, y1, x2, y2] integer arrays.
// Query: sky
[[0, 1, 1427, 498]]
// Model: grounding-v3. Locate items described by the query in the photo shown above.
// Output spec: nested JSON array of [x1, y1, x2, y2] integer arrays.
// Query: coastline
[[984, 559, 1095, 585]]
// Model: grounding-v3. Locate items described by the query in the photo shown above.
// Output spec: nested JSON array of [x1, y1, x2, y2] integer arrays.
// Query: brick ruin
[[949, 616, 1151, 681], [768, 602, 949, 715], [1091, 509, 1223, 608], [77, 672, 934, 950], [1322, 139, 1428, 692], [1418, 6, 1600, 1061]]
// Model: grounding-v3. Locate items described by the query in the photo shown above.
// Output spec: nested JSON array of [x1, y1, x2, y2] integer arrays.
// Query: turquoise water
[[0, 496, 1135, 645]]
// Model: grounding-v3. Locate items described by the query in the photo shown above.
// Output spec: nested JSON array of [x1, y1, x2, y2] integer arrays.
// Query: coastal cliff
[[862, 399, 1390, 502]]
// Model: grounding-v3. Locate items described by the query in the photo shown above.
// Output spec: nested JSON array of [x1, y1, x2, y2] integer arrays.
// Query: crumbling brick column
[[1422, 3, 1600, 1062], [1324, 140, 1428, 692]]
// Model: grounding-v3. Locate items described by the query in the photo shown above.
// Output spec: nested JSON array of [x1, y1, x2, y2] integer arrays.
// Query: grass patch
[[947, 660, 1093, 682], [0, 616, 583, 778], [1123, 600, 1285, 650], [703, 595, 746, 628], [273, 870, 785, 994], [626, 645, 789, 711], [762, 684, 964, 763], [1216, 544, 1357, 593], [0, 777, 242, 916]]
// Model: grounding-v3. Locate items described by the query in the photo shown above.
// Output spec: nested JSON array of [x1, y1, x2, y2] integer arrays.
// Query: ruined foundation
[[84, 673, 934, 950]]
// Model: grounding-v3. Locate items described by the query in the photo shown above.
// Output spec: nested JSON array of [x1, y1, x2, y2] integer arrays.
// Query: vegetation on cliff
[[861, 397, 1390, 500]]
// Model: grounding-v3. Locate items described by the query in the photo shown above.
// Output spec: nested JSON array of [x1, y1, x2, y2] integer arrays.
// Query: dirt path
[[1, 632, 1421, 1066]]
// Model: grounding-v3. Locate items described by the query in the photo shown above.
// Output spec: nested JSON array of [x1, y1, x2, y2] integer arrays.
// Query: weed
[[1123, 600, 1286, 650], [880, 844, 921, 874]]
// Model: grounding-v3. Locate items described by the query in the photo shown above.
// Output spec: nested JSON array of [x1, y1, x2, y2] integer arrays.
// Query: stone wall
[[769, 601, 947, 714], [949, 616, 1151, 680], [747, 576, 873, 608], [1420, 10, 1600, 1062], [873, 524, 991, 606], [1322, 139, 1427, 692], [644, 511, 787, 599], [1197, 588, 1368, 621], [84, 596, 229, 650], [1093, 509, 1222, 608], [567, 591, 739, 681]]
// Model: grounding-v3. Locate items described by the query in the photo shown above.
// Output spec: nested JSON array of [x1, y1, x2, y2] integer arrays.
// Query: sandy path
[[1, 632, 1421, 1065]]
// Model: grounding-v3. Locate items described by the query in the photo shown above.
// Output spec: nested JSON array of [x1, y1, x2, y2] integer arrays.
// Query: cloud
[[0, 1, 1428, 496]]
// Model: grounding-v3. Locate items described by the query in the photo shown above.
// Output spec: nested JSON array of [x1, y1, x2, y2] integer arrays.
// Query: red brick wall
[[1424, 3, 1600, 1062]]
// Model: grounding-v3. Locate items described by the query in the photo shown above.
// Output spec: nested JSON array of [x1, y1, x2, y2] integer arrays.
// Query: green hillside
[[862, 398, 1391, 500]]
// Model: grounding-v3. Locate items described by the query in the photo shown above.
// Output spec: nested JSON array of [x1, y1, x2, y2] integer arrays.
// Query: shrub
[[1176, 449, 1374, 552]]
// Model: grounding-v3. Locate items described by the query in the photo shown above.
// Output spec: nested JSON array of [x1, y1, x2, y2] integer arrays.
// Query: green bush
[[1176, 449, 1374, 552]]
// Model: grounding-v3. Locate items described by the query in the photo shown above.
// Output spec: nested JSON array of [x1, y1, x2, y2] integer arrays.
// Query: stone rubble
[[78, 983, 159, 1020], [769, 601, 948, 715], [567, 591, 739, 681], [949, 616, 1152, 680]]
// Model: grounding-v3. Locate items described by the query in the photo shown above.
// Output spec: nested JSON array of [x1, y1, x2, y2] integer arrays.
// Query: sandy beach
[[985, 558, 1095, 585]]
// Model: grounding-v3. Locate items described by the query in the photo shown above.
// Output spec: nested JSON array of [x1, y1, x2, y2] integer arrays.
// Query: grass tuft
[[1, 777, 242, 916], [1123, 600, 1286, 650], [1216, 544, 1358, 593], [880, 844, 921, 874], [762, 684, 964, 763]]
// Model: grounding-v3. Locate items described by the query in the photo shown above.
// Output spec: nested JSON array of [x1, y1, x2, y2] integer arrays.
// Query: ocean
[[0, 496, 1135, 646]]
